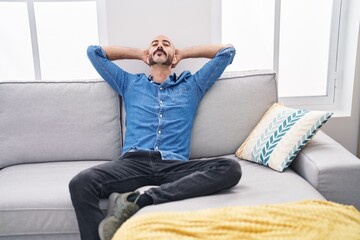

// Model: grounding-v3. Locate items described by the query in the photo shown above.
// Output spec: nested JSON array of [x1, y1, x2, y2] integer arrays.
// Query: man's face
[[148, 35, 175, 66]]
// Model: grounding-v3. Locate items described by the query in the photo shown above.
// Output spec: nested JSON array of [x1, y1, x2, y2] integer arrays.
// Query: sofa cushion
[[136, 155, 325, 215], [236, 103, 332, 172], [0, 156, 324, 238], [189, 70, 277, 159], [0, 80, 122, 169], [0, 161, 108, 238]]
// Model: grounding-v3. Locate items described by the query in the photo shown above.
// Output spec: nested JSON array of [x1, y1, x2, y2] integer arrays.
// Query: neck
[[150, 64, 172, 83]]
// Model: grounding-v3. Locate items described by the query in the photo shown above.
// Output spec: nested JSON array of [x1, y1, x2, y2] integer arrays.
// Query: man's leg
[[146, 157, 242, 204], [68, 151, 157, 240]]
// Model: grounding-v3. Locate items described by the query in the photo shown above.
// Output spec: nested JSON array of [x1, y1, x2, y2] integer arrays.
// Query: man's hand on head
[[142, 48, 151, 66], [171, 48, 183, 68]]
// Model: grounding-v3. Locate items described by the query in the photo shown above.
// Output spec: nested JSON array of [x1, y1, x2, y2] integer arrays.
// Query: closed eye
[[151, 40, 159, 46], [162, 40, 170, 46]]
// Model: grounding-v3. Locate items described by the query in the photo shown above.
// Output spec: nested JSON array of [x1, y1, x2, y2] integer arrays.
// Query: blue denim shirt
[[87, 45, 235, 160]]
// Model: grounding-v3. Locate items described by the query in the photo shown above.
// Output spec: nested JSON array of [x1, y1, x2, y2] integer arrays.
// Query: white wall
[[104, 0, 214, 75], [103, 0, 360, 156]]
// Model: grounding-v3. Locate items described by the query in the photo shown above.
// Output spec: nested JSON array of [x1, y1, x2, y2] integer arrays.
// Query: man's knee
[[69, 169, 95, 199], [221, 158, 242, 188]]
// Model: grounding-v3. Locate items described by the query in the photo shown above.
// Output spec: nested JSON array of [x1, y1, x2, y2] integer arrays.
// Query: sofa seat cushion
[[0, 161, 108, 237], [136, 155, 325, 215], [0, 156, 324, 238]]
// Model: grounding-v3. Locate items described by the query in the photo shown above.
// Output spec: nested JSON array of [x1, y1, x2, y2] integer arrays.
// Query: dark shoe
[[98, 192, 140, 240]]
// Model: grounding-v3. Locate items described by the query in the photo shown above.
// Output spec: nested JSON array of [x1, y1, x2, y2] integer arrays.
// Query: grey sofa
[[1, 70, 359, 240]]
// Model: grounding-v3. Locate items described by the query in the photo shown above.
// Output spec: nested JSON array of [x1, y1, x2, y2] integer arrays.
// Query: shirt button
[[160, 100, 163, 105], [158, 130, 161, 134], [160, 87, 163, 90], [155, 146, 159, 150], [159, 114, 163, 118]]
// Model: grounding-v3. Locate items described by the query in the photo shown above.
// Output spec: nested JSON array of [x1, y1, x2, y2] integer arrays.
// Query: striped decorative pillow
[[236, 103, 333, 172]]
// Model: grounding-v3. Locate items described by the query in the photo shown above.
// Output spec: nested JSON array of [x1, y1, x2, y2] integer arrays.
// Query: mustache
[[153, 49, 167, 56]]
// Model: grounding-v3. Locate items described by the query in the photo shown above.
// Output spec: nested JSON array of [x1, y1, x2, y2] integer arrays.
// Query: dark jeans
[[69, 150, 242, 240]]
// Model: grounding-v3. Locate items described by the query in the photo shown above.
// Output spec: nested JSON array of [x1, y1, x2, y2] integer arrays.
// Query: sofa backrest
[[189, 70, 277, 159], [0, 80, 122, 169], [0, 70, 277, 168]]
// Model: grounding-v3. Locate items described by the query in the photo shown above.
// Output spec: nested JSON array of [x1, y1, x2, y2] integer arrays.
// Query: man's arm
[[87, 45, 148, 95], [174, 44, 233, 67], [185, 44, 236, 94], [101, 46, 149, 65]]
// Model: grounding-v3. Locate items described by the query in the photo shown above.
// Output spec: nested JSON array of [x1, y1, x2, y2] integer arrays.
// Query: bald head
[[150, 35, 175, 50]]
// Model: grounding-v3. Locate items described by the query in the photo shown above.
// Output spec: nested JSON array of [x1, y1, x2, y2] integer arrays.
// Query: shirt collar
[[148, 73, 177, 85]]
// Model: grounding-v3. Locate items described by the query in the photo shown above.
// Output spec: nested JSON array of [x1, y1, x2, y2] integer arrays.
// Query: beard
[[149, 51, 174, 66]]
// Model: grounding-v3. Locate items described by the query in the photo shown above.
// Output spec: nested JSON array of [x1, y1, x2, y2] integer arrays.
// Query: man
[[69, 35, 241, 240]]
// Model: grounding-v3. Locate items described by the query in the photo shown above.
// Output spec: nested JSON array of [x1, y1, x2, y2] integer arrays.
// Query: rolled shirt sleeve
[[192, 46, 236, 95], [87, 45, 129, 96]]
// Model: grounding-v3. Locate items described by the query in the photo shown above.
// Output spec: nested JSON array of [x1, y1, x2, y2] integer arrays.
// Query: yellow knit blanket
[[113, 200, 360, 240]]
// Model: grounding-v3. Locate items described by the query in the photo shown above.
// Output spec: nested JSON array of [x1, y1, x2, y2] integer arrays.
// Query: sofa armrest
[[291, 130, 360, 210]]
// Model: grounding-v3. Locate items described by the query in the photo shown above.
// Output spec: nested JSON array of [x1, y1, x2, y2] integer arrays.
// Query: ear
[[146, 55, 151, 66], [171, 55, 177, 68]]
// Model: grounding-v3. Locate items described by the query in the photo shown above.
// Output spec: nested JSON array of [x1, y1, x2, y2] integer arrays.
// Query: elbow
[[217, 45, 236, 58], [86, 45, 96, 60], [223, 44, 234, 49], [219, 44, 236, 55], [87, 45, 107, 61], [87, 45, 98, 58]]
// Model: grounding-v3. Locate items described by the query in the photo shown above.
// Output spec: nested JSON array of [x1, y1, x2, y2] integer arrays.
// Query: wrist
[[175, 48, 184, 62]]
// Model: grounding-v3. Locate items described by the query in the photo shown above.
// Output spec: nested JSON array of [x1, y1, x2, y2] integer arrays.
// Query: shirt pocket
[[168, 85, 190, 105]]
